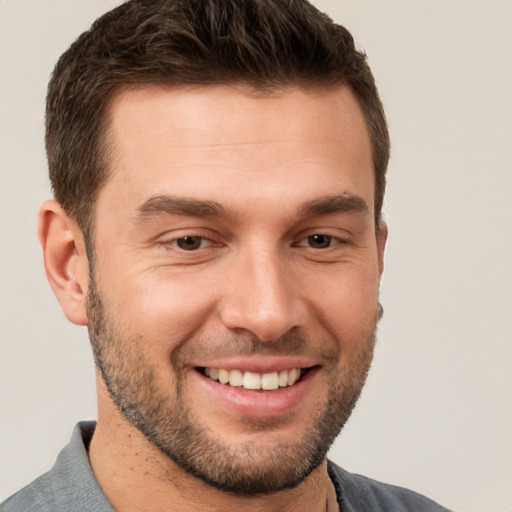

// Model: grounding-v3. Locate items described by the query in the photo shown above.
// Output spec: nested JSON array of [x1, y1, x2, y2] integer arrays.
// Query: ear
[[38, 200, 90, 326], [376, 221, 388, 276]]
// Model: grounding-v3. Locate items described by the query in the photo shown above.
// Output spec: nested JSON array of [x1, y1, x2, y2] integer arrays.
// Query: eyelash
[[158, 234, 219, 252], [294, 234, 347, 250]]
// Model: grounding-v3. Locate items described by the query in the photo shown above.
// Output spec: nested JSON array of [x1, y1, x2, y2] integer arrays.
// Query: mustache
[[171, 301, 383, 370], [171, 330, 339, 369]]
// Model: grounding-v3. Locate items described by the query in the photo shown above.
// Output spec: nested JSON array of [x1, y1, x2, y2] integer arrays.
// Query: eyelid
[[294, 235, 346, 249], [173, 237, 214, 250], [156, 229, 223, 250], [293, 228, 352, 247]]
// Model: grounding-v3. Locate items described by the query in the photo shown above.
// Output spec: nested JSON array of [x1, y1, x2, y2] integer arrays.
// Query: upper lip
[[190, 356, 320, 373]]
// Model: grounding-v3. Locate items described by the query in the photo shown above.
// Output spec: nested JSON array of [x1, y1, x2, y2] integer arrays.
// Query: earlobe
[[38, 200, 90, 326], [377, 221, 388, 276]]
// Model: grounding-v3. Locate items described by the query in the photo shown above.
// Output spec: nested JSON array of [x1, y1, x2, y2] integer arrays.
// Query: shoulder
[[0, 422, 113, 512], [327, 460, 454, 512], [0, 472, 55, 512]]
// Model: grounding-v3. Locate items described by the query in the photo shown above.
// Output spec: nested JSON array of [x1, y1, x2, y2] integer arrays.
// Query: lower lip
[[193, 368, 319, 418]]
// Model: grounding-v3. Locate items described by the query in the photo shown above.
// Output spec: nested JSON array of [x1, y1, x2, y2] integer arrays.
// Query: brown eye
[[307, 234, 332, 249], [176, 236, 203, 250]]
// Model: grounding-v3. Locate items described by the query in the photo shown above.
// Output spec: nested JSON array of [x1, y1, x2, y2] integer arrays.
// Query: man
[[1, 1, 452, 510]]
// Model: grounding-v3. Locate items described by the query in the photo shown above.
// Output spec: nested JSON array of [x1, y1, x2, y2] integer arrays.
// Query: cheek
[[306, 265, 380, 349], [117, 272, 221, 351]]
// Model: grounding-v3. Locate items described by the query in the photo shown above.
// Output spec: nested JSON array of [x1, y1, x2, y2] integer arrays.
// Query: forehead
[[100, 84, 374, 220], [107, 84, 371, 155]]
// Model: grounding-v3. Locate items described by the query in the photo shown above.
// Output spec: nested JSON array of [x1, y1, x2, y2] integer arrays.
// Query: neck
[[89, 404, 336, 512]]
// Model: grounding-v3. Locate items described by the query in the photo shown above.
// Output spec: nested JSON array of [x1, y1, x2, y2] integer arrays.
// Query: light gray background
[[1, 1, 511, 511]]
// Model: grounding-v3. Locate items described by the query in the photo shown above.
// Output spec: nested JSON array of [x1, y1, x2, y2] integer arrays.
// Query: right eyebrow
[[135, 195, 239, 222], [297, 194, 370, 218]]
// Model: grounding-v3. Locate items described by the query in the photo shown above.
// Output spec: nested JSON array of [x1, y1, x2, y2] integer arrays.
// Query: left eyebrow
[[297, 194, 369, 218], [135, 195, 239, 222]]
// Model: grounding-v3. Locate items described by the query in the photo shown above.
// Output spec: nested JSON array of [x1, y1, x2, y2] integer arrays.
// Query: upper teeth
[[204, 368, 302, 390]]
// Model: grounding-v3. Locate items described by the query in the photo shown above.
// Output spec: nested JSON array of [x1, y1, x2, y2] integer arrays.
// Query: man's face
[[87, 85, 386, 494]]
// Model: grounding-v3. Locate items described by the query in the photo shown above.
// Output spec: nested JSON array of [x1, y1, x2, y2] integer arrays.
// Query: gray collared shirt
[[1, 421, 453, 511], [1, 422, 113, 511]]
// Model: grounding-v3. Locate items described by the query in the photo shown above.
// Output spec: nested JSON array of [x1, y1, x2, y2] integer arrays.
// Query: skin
[[39, 84, 387, 512]]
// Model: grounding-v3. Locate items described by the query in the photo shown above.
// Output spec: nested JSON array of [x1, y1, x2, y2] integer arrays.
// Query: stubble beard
[[86, 275, 379, 496]]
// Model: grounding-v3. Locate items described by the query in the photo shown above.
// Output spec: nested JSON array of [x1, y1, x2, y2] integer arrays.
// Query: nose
[[219, 248, 308, 342]]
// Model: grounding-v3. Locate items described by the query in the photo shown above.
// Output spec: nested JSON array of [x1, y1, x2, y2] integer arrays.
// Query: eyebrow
[[135, 193, 369, 223], [136, 195, 238, 222], [297, 194, 369, 218]]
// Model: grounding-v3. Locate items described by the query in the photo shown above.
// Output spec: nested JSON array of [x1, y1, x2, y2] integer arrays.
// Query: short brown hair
[[46, 0, 389, 239]]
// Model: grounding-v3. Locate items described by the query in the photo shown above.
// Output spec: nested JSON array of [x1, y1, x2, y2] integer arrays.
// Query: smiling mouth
[[197, 367, 314, 391]]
